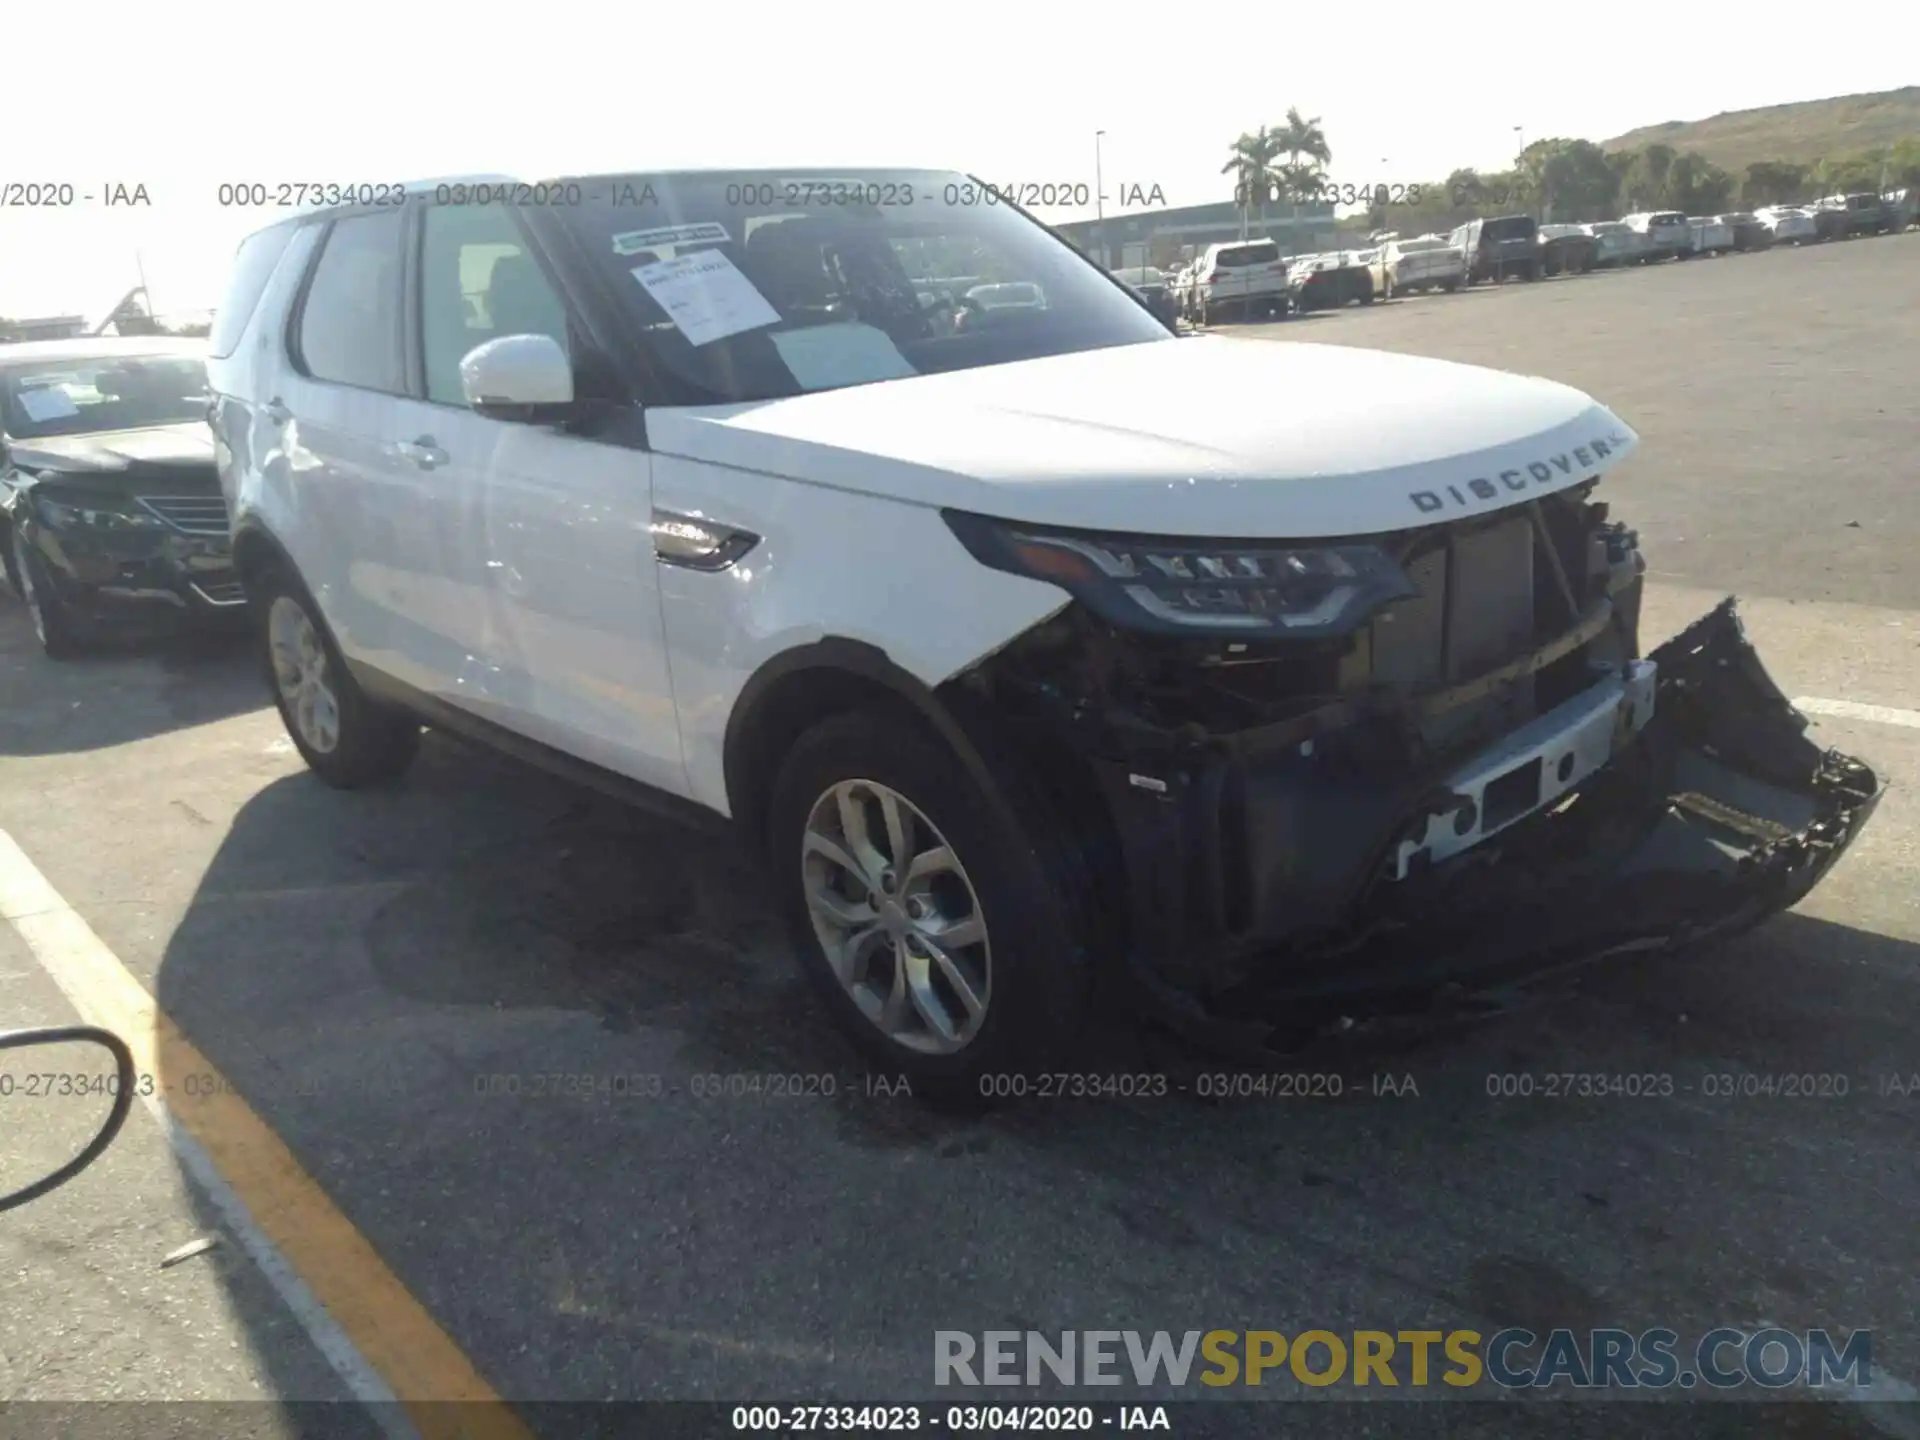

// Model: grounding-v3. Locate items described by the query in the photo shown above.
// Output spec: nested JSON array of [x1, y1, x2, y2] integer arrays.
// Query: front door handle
[[397, 437, 448, 471]]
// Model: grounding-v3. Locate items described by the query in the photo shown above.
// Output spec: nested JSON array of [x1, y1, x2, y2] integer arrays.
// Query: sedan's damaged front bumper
[[1088, 600, 1882, 1051]]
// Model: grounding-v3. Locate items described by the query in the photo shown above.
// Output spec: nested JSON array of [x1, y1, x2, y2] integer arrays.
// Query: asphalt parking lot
[[4, 234, 1918, 1440]]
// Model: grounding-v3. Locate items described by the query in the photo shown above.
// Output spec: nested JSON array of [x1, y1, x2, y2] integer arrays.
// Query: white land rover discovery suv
[[206, 170, 1879, 1097]]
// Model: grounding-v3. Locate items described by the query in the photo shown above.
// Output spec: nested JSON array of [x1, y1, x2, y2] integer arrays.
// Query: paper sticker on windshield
[[612, 222, 730, 256], [630, 250, 779, 348], [16, 387, 80, 422], [770, 323, 917, 391]]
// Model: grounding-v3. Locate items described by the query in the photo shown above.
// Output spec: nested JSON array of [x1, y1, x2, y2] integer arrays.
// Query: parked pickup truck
[[1835, 192, 1893, 236], [1191, 240, 1292, 324]]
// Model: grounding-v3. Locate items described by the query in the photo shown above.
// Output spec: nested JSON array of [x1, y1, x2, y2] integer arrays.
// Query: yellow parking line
[[0, 827, 533, 1440]]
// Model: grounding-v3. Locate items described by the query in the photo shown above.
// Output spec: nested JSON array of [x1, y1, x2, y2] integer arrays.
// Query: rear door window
[[295, 211, 407, 393]]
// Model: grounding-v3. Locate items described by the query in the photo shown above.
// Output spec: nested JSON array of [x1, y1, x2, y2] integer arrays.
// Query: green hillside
[[1602, 87, 1920, 175]]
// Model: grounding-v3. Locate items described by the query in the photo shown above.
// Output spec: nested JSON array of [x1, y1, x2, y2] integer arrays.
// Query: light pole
[[1514, 125, 1528, 211], [1094, 130, 1106, 267]]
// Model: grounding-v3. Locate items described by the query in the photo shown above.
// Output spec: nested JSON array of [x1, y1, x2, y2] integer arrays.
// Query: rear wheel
[[11, 529, 85, 661], [256, 566, 420, 787], [769, 710, 1089, 1105]]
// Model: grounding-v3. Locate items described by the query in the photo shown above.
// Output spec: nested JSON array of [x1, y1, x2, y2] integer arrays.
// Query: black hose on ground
[[0, 1026, 136, 1213]]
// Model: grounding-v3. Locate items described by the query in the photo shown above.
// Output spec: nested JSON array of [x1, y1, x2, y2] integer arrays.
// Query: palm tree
[[1273, 107, 1332, 244], [1222, 129, 1281, 240]]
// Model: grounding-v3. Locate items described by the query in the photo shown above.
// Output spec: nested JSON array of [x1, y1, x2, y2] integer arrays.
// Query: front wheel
[[768, 710, 1089, 1104], [256, 568, 420, 787], [11, 528, 85, 660]]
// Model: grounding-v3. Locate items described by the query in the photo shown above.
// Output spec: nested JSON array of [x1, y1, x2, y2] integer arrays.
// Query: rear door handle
[[397, 437, 448, 471], [262, 398, 292, 425]]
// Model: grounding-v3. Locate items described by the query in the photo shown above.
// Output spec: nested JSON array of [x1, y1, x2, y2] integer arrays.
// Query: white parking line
[[1794, 698, 1920, 730], [0, 827, 530, 1440]]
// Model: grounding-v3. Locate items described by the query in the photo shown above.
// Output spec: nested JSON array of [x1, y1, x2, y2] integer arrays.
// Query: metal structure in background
[[1094, 130, 1106, 268], [0, 1026, 136, 1213]]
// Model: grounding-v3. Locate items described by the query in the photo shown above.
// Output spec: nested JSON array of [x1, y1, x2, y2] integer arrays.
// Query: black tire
[[767, 709, 1090, 1106], [253, 564, 420, 788], [1441, 279, 1460, 292], [11, 528, 86, 661]]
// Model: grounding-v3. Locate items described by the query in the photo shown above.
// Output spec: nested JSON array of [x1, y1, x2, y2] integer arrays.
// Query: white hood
[[644, 335, 1639, 538]]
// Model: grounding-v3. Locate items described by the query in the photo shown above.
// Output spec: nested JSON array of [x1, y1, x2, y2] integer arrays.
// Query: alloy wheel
[[801, 779, 991, 1055], [268, 595, 341, 754]]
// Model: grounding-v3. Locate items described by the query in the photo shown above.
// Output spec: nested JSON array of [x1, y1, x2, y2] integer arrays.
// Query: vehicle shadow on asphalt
[[144, 729, 1920, 1414], [0, 602, 260, 756]]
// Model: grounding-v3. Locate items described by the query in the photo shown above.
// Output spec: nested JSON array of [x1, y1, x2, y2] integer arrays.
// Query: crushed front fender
[[1126, 598, 1884, 1054]]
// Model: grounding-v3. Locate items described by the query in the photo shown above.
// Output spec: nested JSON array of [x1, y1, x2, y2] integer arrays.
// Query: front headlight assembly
[[942, 511, 1417, 639], [32, 489, 166, 533]]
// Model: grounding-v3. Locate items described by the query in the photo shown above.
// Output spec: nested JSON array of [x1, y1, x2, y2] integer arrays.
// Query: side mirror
[[1, 1026, 135, 1213], [460, 334, 574, 423]]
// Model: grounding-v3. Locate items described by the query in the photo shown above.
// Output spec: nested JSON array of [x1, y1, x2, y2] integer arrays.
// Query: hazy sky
[[1, 1, 1911, 316]]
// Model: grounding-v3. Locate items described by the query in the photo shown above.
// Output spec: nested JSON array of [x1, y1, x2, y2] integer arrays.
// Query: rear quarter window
[[209, 224, 300, 359]]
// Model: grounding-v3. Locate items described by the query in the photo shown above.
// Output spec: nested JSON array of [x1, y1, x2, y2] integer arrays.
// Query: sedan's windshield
[[552, 169, 1170, 404], [0, 352, 209, 440]]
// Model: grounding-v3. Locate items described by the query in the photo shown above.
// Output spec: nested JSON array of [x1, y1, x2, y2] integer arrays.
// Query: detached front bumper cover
[[1126, 599, 1884, 1053]]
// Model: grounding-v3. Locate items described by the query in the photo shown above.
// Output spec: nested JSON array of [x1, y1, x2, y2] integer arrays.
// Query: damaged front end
[[940, 491, 1883, 1052]]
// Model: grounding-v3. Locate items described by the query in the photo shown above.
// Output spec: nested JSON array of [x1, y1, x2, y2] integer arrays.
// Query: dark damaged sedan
[[1, 338, 242, 658]]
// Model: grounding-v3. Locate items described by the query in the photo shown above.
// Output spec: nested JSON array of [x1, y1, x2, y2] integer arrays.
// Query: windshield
[[0, 352, 209, 441], [551, 169, 1169, 405], [1649, 212, 1686, 226]]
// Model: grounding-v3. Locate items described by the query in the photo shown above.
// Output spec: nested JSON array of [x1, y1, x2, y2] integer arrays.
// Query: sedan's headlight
[[32, 489, 165, 532], [943, 511, 1416, 638]]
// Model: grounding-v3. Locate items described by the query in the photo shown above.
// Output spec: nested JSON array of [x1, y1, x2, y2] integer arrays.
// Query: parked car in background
[[1585, 221, 1647, 268], [1288, 252, 1373, 311], [1756, 206, 1818, 244], [0, 337, 238, 659], [1190, 239, 1291, 324], [1837, 192, 1891, 235], [1716, 213, 1773, 252], [1687, 216, 1736, 255], [1450, 215, 1541, 283], [1622, 211, 1693, 262], [961, 282, 1048, 328], [1368, 235, 1466, 297], [1112, 265, 1180, 328], [1537, 224, 1598, 276], [1807, 200, 1850, 242]]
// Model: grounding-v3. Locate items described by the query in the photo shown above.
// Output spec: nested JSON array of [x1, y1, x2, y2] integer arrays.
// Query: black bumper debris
[[1115, 599, 1883, 1054]]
